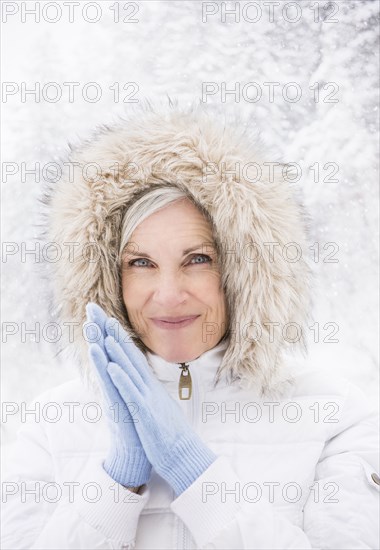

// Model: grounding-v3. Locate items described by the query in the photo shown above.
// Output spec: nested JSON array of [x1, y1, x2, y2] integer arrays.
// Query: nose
[[151, 271, 189, 309]]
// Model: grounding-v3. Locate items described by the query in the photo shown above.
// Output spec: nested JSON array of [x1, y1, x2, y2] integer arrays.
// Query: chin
[[152, 343, 201, 364], [162, 352, 195, 364]]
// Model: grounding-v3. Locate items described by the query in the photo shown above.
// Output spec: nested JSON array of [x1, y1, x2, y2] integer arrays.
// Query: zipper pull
[[178, 363, 192, 400]]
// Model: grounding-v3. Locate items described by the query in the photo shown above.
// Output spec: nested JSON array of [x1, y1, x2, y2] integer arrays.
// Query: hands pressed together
[[86, 303, 217, 497]]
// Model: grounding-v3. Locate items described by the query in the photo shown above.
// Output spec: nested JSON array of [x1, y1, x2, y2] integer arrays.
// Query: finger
[[86, 302, 108, 327], [85, 303, 108, 349], [105, 318, 152, 384], [104, 336, 146, 392], [107, 362, 143, 407], [89, 344, 120, 402], [105, 317, 147, 364], [89, 343, 107, 372]]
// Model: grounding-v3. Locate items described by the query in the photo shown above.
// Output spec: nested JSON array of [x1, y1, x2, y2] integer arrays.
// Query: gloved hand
[[102, 317, 218, 497], [85, 303, 152, 488]]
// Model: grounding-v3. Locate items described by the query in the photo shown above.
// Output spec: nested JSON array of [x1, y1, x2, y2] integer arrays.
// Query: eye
[[128, 258, 152, 268], [189, 254, 212, 265]]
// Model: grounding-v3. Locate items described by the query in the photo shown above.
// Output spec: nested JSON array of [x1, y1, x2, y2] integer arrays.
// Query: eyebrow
[[124, 243, 216, 258]]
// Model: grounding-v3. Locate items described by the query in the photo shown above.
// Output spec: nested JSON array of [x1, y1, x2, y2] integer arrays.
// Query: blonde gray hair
[[118, 184, 220, 262]]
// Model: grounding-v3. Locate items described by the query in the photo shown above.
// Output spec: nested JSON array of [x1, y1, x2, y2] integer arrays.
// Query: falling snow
[[2, 0, 379, 443]]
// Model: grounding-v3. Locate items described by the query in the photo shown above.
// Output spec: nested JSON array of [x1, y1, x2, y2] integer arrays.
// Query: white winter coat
[[3, 103, 379, 549], [2, 339, 379, 549]]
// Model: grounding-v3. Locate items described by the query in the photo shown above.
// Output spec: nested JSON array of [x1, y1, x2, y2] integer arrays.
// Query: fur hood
[[43, 100, 311, 397]]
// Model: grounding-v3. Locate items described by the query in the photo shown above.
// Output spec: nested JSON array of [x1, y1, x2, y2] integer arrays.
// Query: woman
[[2, 102, 379, 549]]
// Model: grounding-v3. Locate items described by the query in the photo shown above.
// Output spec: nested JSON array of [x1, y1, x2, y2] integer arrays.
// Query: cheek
[[122, 269, 224, 307], [121, 272, 144, 306], [121, 276, 148, 333], [196, 272, 225, 305]]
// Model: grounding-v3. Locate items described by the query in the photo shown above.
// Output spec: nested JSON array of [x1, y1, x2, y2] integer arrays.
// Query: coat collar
[[145, 338, 230, 391]]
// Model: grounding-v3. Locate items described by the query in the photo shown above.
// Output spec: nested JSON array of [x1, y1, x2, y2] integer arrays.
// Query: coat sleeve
[[1, 395, 150, 550], [170, 380, 380, 549]]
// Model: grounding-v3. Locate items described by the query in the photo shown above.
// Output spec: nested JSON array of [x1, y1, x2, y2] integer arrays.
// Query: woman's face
[[121, 199, 228, 363]]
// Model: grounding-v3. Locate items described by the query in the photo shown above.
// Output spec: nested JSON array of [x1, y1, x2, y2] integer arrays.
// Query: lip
[[150, 315, 200, 330]]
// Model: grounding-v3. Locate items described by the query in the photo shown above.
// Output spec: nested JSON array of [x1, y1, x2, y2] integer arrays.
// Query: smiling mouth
[[150, 316, 200, 329], [152, 315, 200, 323]]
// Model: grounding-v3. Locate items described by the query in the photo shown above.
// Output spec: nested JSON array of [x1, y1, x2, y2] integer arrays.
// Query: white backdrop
[[2, 0, 379, 444]]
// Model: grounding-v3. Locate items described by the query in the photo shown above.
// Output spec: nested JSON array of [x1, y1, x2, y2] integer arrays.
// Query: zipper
[[175, 361, 200, 548], [176, 360, 200, 429], [183, 523, 189, 549], [178, 363, 192, 400]]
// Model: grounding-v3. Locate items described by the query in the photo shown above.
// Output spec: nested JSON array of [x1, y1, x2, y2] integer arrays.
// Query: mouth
[[150, 315, 200, 330]]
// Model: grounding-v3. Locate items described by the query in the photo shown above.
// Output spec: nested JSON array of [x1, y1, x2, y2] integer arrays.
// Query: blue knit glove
[[103, 318, 218, 497], [85, 303, 152, 488]]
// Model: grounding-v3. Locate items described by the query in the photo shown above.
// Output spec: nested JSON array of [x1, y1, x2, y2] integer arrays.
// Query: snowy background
[[2, 0, 379, 444]]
